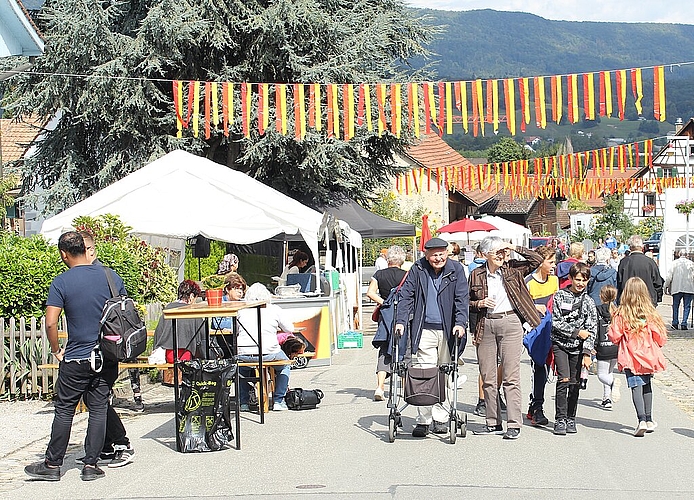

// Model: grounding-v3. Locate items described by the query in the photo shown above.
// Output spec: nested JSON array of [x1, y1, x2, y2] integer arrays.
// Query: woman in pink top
[[608, 277, 667, 437]]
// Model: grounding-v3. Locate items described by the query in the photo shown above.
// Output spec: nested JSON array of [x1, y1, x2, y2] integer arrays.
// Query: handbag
[[284, 388, 324, 410], [371, 272, 408, 323], [403, 366, 445, 406]]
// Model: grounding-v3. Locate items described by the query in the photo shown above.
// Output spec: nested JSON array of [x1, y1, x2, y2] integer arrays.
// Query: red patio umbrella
[[419, 214, 432, 252], [438, 218, 498, 234]]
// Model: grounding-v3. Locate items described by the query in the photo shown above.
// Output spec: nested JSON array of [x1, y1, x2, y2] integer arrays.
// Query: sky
[[405, 1, 694, 25]]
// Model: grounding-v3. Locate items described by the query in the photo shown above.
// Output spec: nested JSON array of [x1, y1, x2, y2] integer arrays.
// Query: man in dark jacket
[[395, 237, 469, 438], [617, 235, 663, 306]]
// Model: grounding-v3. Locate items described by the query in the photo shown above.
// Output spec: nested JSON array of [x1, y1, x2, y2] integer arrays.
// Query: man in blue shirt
[[25, 231, 126, 482]]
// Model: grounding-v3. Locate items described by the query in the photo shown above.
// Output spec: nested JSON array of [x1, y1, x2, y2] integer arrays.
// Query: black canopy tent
[[318, 199, 416, 239]]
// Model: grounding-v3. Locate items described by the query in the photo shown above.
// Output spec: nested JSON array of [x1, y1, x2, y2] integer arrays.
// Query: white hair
[[478, 236, 504, 255], [595, 247, 611, 263], [244, 283, 273, 302]]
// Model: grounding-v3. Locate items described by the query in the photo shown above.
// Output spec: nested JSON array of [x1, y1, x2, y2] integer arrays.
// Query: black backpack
[[99, 267, 147, 362]]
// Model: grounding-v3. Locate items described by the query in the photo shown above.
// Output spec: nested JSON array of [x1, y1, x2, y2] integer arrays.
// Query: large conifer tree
[[5, 0, 437, 213]]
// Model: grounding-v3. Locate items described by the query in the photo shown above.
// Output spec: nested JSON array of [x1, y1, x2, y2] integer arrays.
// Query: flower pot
[[206, 289, 223, 307]]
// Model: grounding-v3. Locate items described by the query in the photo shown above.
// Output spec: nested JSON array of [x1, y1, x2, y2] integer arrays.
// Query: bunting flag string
[[171, 62, 673, 141], [393, 138, 669, 199]]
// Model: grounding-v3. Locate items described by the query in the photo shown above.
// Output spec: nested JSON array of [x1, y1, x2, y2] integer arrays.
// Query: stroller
[[386, 296, 467, 444]]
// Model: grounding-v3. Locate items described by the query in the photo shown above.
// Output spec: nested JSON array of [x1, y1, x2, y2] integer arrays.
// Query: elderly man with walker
[[395, 237, 469, 438]]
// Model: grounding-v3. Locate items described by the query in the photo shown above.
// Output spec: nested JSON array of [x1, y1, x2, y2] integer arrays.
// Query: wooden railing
[[1, 304, 163, 399]]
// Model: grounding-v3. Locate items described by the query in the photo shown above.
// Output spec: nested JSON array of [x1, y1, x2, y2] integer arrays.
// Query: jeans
[[529, 361, 549, 412], [238, 351, 291, 404], [101, 362, 129, 452], [672, 292, 693, 327], [552, 345, 582, 420], [46, 360, 110, 466]]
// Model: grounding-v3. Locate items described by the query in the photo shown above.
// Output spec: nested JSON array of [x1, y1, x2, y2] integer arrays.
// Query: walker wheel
[[460, 413, 468, 438], [449, 418, 457, 444], [388, 416, 397, 442]]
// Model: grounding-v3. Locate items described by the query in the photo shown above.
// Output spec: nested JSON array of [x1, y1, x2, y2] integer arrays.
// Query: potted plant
[[642, 204, 655, 214], [675, 200, 694, 216], [201, 274, 226, 306]]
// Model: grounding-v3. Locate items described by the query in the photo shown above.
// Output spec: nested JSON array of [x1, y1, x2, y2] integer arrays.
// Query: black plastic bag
[[285, 388, 324, 410], [177, 359, 236, 453]]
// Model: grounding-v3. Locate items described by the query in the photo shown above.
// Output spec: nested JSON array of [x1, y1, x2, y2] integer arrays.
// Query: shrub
[[0, 233, 65, 318]]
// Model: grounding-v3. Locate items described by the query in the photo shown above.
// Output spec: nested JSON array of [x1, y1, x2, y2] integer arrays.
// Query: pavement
[[1, 296, 693, 499]]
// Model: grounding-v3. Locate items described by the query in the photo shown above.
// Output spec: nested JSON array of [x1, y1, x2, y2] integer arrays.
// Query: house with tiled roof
[[0, 115, 47, 233], [626, 119, 694, 220], [0, 0, 44, 57]]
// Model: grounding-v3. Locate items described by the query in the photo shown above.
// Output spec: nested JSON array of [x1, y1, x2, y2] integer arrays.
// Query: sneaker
[[273, 400, 288, 411], [503, 428, 520, 440], [553, 419, 567, 435], [600, 399, 613, 409], [80, 464, 105, 481], [473, 400, 486, 417], [681, 325, 689, 331], [108, 446, 135, 468], [374, 388, 385, 401], [634, 421, 648, 437], [239, 403, 251, 412], [431, 420, 448, 434], [412, 424, 429, 437], [473, 424, 504, 435], [646, 421, 658, 433], [611, 378, 622, 403], [566, 418, 577, 434], [530, 409, 549, 426], [76, 452, 111, 465], [671, 324, 679, 330], [24, 461, 60, 481], [133, 398, 145, 412]]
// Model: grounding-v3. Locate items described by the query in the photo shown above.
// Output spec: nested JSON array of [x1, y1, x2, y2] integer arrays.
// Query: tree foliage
[[5, 0, 439, 214], [590, 195, 635, 243], [487, 137, 530, 164]]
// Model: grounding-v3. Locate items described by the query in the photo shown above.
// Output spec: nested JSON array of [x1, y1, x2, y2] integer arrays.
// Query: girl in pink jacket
[[608, 277, 667, 437]]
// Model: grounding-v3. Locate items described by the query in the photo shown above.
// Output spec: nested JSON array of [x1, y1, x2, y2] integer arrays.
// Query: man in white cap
[[395, 237, 469, 437]]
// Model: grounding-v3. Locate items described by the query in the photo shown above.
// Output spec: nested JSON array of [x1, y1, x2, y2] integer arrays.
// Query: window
[[645, 193, 656, 206]]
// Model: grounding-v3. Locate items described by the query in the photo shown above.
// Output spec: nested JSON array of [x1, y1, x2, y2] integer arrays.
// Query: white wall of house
[[570, 213, 596, 235], [659, 187, 694, 280]]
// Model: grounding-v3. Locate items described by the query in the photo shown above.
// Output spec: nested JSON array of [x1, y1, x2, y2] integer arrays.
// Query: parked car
[[529, 236, 553, 249], [643, 232, 662, 254]]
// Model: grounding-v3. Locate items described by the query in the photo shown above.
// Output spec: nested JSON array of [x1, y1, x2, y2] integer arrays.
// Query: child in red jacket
[[608, 277, 667, 437]]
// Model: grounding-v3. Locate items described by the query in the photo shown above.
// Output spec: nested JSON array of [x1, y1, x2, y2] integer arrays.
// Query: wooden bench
[[38, 358, 295, 414]]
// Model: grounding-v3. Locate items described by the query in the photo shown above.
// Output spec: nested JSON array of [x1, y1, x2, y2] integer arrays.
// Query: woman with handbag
[[366, 245, 406, 401]]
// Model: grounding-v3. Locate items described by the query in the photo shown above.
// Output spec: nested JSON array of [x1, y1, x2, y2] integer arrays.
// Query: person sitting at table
[[211, 272, 247, 357], [153, 280, 206, 363], [278, 251, 309, 285], [237, 282, 295, 411]]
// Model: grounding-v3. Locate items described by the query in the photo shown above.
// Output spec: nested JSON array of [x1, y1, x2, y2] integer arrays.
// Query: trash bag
[[177, 359, 236, 453]]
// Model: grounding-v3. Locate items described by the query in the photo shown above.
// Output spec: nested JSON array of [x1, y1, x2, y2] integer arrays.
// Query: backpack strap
[[103, 266, 119, 298]]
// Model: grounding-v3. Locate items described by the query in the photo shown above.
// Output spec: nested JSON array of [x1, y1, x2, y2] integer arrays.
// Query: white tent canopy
[[439, 215, 531, 247], [40, 150, 324, 269]]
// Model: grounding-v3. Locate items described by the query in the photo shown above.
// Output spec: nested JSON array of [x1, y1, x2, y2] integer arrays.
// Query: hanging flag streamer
[[504, 78, 516, 135], [632, 68, 643, 116], [172, 62, 672, 140], [654, 66, 666, 122]]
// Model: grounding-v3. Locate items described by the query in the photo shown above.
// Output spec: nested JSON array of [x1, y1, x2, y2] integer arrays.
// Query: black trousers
[[101, 361, 129, 451], [552, 345, 582, 420], [46, 360, 110, 466]]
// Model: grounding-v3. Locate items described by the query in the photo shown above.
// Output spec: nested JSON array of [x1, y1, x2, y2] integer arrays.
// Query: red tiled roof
[[405, 134, 473, 172], [0, 115, 46, 163]]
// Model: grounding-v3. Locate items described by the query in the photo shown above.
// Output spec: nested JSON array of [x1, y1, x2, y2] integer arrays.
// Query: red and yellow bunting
[[394, 139, 667, 199], [172, 64, 669, 141]]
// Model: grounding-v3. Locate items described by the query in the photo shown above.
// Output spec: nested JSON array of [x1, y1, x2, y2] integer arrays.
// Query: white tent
[[439, 215, 531, 247], [40, 150, 324, 271]]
